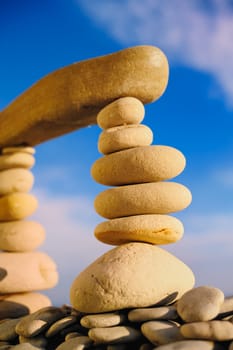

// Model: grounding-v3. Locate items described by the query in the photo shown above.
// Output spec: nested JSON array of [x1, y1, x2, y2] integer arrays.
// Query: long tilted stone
[[0, 252, 58, 293], [97, 97, 145, 129], [0, 193, 38, 221], [70, 242, 195, 313], [94, 214, 184, 245], [94, 182, 192, 219], [98, 124, 153, 155], [0, 221, 45, 252], [91, 145, 186, 186]]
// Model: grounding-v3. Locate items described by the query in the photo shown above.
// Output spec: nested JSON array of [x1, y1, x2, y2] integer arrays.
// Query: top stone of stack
[[97, 97, 145, 129]]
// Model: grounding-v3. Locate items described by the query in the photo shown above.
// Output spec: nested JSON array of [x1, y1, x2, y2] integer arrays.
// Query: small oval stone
[[45, 315, 78, 338], [95, 182, 192, 219], [0, 318, 20, 341], [80, 312, 126, 328], [0, 169, 34, 196], [180, 320, 233, 341], [16, 307, 65, 337], [91, 145, 186, 186], [141, 321, 183, 345], [0, 252, 58, 293], [219, 296, 233, 317], [98, 124, 153, 154], [2, 147, 35, 155], [60, 324, 84, 337], [65, 332, 83, 341], [128, 306, 178, 322], [14, 344, 42, 350], [0, 193, 38, 221], [0, 153, 35, 171], [95, 214, 184, 245], [0, 342, 12, 350], [154, 340, 216, 350], [177, 286, 224, 322], [56, 336, 92, 350], [0, 221, 45, 252], [97, 97, 145, 129], [70, 243, 195, 313], [19, 335, 47, 348], [107, 345, 128, 350], [88, 326, 141, 344], [139, 344, 153, 350]]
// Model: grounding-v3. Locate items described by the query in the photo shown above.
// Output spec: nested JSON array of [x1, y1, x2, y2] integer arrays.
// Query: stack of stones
[[0, 146, 58, 319], [70, 96, 195, 314]]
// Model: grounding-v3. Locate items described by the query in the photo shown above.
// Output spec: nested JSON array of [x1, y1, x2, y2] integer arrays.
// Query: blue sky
[[1, 0, 233, 305]]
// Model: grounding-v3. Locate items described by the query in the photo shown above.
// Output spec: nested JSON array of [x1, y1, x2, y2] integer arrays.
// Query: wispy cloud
[[77, 0, 233, 105], [168, 212, 233, 295], [31, 187, 108, 305], [214, 167, 233, 188]]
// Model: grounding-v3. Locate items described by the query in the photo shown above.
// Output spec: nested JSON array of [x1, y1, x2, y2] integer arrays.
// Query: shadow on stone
[[156, 292, 179, 306], [0, 267, 7, 281], [0, 301, 29, 320]]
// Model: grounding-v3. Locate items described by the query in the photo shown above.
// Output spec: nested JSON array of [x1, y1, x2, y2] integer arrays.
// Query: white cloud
[[77, 0, 233, 105], [31, 187, 109, 306], [214, 167, 233, 188], [167, 213, 233, 295], [29, 187, 233, 304]]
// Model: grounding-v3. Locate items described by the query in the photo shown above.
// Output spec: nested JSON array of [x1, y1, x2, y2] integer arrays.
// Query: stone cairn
[[0, 85, 233, 349], [0, 146, 58, 319]]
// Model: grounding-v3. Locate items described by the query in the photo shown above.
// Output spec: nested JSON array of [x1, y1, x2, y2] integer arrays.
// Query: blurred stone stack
[[0, 146, 58, 319]]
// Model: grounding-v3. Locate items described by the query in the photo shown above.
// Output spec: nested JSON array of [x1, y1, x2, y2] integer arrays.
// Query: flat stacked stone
[[0, 147, 58, 319]]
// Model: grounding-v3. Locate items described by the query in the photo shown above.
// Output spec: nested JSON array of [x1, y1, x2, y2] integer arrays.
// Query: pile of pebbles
[[0, 286, 233, 350]]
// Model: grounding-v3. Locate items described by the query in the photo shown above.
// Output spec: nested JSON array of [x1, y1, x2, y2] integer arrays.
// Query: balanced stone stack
[[70, 96, 195, 314], [0, 146, 58, 319]]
